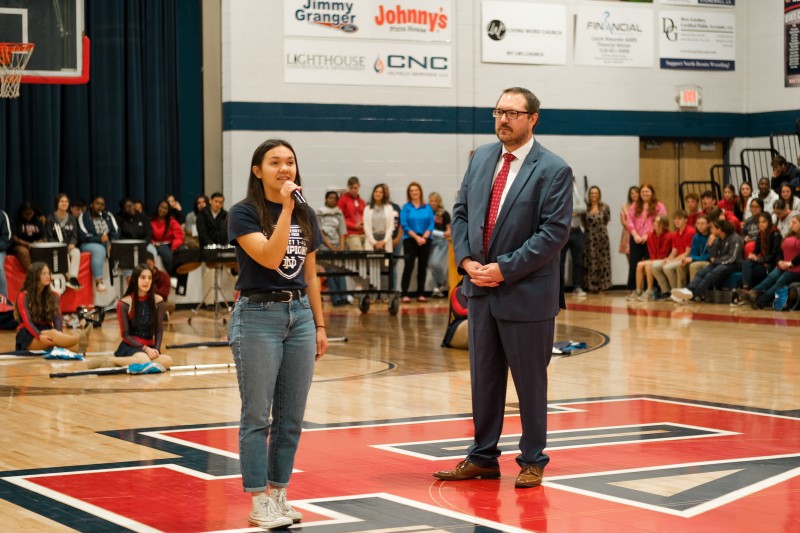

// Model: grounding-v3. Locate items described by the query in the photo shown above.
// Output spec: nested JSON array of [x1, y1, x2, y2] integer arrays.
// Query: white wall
[[222, 0, 797, 286]]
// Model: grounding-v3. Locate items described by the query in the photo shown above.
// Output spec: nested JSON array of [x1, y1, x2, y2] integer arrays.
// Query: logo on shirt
[[278, 224, 308, 280]]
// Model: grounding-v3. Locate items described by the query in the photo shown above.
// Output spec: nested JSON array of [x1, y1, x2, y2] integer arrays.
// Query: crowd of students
[[314, 176, 452, 304], [0, 192, 229, 301], [623, 154, 800, 309]]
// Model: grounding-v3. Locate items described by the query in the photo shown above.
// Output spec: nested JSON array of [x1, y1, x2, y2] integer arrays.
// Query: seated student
[[734, 181, 754, 222], [700, 190, 741, 234], [89, 264, 172, 369], [672, 219, 743, 302], [45, 193, 83, 290], [772, 199, 793, 238], [69, 198, 87, 221], [741, 198, 765, 258], [770, 155, 800, 194], [756, 177, 779, 215], [677, 214, 712, 286], [652, 210, 695, 296], [739, 213, 782, 296], [718, 184, 737, 213], [778, 182, 800, 213], [685, 192, 702, 228], [145, 253, 171, 302], [9, 201, 46, 272], [197, 192, 228, 247], [149, 199, 184, 274], [741, 214, 800, 309], [629, 215, 672, 301], [78, 196, 120, 293], [14, 262, 91, 352], [183, 195, 209, 248], [0, 209, 11, 298]]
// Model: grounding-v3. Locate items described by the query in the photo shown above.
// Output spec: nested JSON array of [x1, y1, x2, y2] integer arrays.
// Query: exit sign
[[679, 89, 700, 108]]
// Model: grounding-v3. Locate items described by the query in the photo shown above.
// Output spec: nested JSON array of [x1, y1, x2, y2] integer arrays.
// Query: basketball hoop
[[0, 43, 35, 99]]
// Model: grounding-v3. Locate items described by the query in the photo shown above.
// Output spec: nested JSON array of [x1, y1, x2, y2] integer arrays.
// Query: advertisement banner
[[659, 0, 734, 7], [284, 38, 452, 87], [574, 6, 654, 68], [284, 0, 452, 42], [481, 1, 567, 65], [659, 10, 735, 70], [786, 0, 800, 87]]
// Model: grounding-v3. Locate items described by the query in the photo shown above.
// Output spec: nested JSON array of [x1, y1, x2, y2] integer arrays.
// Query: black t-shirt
[[228, 200, 322, 291]]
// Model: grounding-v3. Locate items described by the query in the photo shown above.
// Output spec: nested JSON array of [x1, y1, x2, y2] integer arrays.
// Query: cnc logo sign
[[2, 397, 799, 531], [373, 54, 448, 76]]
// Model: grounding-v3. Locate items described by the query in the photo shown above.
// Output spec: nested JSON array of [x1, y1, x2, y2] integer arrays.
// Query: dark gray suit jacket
[[452, 140, 573, 321]]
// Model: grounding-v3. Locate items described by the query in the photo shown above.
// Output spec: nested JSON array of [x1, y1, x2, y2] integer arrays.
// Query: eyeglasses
[[492, 109, 532, 120]]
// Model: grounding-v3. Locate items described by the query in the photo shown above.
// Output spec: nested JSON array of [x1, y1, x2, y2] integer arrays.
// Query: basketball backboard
[[0, 0, 86, 83]]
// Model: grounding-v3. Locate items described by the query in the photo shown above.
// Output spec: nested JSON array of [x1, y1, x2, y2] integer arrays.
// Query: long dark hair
[[757, 213, 777, 256], [244, 139, 312, 241], [14, 262, 60, 324], [124, 264, 157, 337]]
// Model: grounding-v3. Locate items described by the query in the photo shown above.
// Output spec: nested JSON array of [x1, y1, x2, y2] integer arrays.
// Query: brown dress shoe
[[432, 460, 500, 481], [515, 465, 544, 488]]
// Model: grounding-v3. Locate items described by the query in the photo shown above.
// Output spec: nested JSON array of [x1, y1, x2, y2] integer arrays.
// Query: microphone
[[291, 189, 307, 207]]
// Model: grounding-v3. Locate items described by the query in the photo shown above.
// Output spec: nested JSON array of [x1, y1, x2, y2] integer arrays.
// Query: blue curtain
[[0, 0, 203, 217]]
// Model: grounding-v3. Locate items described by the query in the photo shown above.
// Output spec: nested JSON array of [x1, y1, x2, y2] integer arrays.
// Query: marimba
[[316, 251, 400, 315]]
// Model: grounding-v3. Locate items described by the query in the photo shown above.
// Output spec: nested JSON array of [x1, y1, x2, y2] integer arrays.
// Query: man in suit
[[433, 87, 572, 488]]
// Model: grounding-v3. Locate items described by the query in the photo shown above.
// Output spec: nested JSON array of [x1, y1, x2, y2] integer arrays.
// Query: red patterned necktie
[[483, 152, 516, 252]]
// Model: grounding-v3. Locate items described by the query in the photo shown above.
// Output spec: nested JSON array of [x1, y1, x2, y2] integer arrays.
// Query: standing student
[[618, 186, 639, 263], [400, 182, 435, 302], [626, 184, 667, 297], [228, 139, 328, 529], [316, 190, 349, 306], [338, 176, 365, 250], [427, 191, 451, 298], [582, 186, 612, 294], [435, 87, 572, 488]]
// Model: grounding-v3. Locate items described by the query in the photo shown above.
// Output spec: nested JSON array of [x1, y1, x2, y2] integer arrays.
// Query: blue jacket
[[689, 232, 710, 262], [77, 210, 120, 244]]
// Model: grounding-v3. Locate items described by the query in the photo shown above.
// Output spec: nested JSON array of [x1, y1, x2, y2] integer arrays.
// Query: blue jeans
[[428, 236, 449, 290], [0, 251, 7, 298], [80, 242, 107, 279], [754, 268, 800, 308], [155, 244, 174, 274], [325, 270, 347, 305], [229, 294, 316, 491]]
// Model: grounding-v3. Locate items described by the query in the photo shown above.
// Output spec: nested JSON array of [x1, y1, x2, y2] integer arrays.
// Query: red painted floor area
[[10, 398, 800, 532]]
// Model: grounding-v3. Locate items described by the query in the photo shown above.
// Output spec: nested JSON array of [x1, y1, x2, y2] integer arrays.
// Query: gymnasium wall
[[221, 0, 799, 286]]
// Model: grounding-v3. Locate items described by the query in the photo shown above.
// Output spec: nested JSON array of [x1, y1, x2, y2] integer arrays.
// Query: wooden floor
[[0, 292, 798, 532]]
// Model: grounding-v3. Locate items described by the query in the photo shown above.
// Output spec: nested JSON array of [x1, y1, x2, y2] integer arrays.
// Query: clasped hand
[[463, 260, 503, 287]]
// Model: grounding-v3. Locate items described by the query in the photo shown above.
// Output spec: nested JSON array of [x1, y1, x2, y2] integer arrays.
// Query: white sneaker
[[270, 487, 303, 523], [637, 291, 652, 302], [573, 288, 587, 297], [95, 280, 107, 293], [250, 493, 293, 529], [671, 288, 693, 301], [625, 291, 640, 301]]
